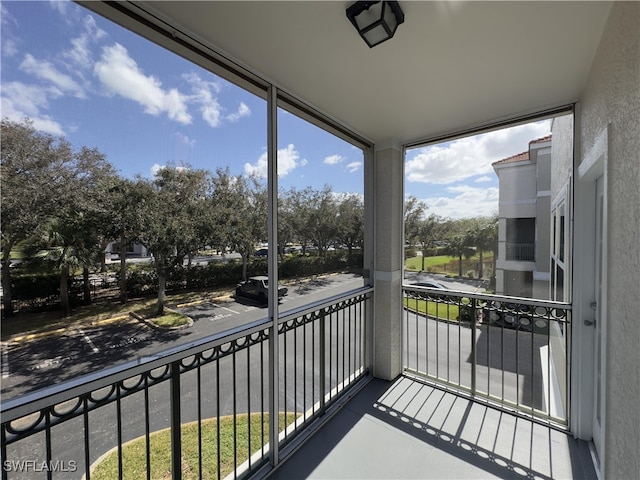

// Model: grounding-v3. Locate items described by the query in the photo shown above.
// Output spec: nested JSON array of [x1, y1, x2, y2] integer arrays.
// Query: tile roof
[[492, 134, 552, 166], [492, 151, 529, 166], [530, 134, 552, 145]]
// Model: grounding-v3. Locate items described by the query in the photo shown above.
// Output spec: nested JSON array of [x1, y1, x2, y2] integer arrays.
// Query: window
[[0, 1, 368, 399], [551, 195, 570, 302], [403, 111, 573, 301]]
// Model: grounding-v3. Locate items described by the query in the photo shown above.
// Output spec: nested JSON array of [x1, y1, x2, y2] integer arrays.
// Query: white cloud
[[244, 144, 302, 178], [1, 38, 18, 57], [324, 154, 344, 165], [420, 185, 499, 219], [64, 36, 92, 70], [48, 0, 69, 16], [83, 15, 107, 42], [226, 102, 251, 122], [405, 121, 550, 185], [347, 161, 363, 173], [0, 81, 65, 135], [94, 43, 191, 124], [474, 175, 493, 183], [20, 54, 86, 98], [61, 15, 105, 72], [184, 72, 223, 127], [174, 132, 196, 147]]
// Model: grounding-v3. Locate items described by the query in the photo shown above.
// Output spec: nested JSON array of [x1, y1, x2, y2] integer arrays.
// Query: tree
[[71, 146, 118, 305], [446, 234, 474, 278], [335, 193, 364, 257], [277, 192, 296, 261], [1, 119, 114, 316], [138, 165, 211, 316], [306, 185, 338, 257], [404, 196, 427, 248], [1, 120, 72, 316], [415, 214, 444, 271], [466, 217, 497, 279], [210, 169, 267, 281], [23, 214, 96, 316], [103, 178, 149, 303], [287, 187, 315, 255]]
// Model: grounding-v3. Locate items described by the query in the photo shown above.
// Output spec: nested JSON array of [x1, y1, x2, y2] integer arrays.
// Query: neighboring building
[[492, 135, 552, 299], [105, 242, 149, 258]]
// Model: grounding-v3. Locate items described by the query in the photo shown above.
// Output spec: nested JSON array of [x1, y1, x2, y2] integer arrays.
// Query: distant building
[[105, 242, 149, 258], [492, 135, 552, 299]]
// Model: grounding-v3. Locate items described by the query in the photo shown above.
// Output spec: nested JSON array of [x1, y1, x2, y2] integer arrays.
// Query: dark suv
[[235, 276, 288, 304]]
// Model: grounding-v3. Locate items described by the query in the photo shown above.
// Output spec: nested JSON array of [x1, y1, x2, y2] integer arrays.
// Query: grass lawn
[[404, 252, 493, 274], [405, 255, 452, 271], [404, 297, 461, 322], [91, 413, 297, 480], [133, 305, 191, 328]]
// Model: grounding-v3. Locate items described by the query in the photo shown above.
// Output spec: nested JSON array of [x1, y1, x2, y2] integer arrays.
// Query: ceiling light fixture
[[346, 1, 405, 48]]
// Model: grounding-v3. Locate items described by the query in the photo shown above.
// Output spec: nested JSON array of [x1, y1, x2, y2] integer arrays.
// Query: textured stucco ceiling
[[133, 1, 611, 145]]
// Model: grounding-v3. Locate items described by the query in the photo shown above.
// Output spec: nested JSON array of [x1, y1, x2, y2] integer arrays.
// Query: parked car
[[254, 248, 268, 257], [235, 276, 288, 304], [412, 280, 446, 289]]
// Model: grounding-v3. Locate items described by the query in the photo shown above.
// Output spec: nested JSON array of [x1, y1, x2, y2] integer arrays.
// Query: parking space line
[[217, 304, 239, 315], [76, 327, 99, 353]]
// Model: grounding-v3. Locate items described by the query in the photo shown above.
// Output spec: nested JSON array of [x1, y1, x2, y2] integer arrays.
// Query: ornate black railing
[[1, 288, 372, 480], [403, 285, 571, 427]]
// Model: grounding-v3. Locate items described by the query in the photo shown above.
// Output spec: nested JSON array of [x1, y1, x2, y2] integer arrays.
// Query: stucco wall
[[550, 115, 574, 201], [579, 2, 640, 478], [373, 146, 403, 380]]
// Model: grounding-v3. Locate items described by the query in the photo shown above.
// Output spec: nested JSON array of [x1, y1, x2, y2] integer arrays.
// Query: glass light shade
[[347, 1, 404, 48]]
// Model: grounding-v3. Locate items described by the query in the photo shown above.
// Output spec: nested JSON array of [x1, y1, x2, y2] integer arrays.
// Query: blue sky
[[1, 1, 551, 218]]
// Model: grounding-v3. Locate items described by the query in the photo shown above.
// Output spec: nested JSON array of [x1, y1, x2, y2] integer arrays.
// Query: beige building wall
[[550, 115, 574, 199], [578, 2, 640, 478]]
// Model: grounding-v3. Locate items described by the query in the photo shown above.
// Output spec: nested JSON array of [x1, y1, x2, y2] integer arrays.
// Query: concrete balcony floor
[[270, 376, 596, 479]]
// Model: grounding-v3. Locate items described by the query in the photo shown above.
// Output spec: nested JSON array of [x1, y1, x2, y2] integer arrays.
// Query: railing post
[[267, 84, 280, 468], [320, 310, 326, 415], [170, 361, 182, 480], [470, 298, 477, 395]]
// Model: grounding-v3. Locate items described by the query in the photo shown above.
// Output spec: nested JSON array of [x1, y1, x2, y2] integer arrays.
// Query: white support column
[[373, 143, 404, 380]]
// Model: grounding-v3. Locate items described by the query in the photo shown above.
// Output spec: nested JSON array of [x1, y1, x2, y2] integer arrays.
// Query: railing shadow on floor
[[371, 378, 595, 480]]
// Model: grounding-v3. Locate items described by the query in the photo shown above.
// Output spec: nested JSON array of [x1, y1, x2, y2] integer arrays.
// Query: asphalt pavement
[[0, 272, 366, 399]]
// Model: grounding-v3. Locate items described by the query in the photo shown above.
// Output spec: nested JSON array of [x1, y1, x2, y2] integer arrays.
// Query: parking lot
[[0, 273, 365, 399]]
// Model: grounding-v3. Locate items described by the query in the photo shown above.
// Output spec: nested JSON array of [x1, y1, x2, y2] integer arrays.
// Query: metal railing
[[505, 242, 535, 261], [403, 285, 571, 427], [1, 288, 372, 480]]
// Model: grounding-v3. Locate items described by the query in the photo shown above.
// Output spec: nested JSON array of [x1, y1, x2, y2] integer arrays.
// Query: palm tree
[[416, 215, 443, 271], [446, 235, 473, 278], [24, 215, 96, 316], [467, 218, 497, 279]]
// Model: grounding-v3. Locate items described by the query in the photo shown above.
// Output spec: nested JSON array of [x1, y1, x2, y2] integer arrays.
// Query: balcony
[[271, 377, 595, 479], [505, 243, 535, 262], [1, 285, 596, 480]]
